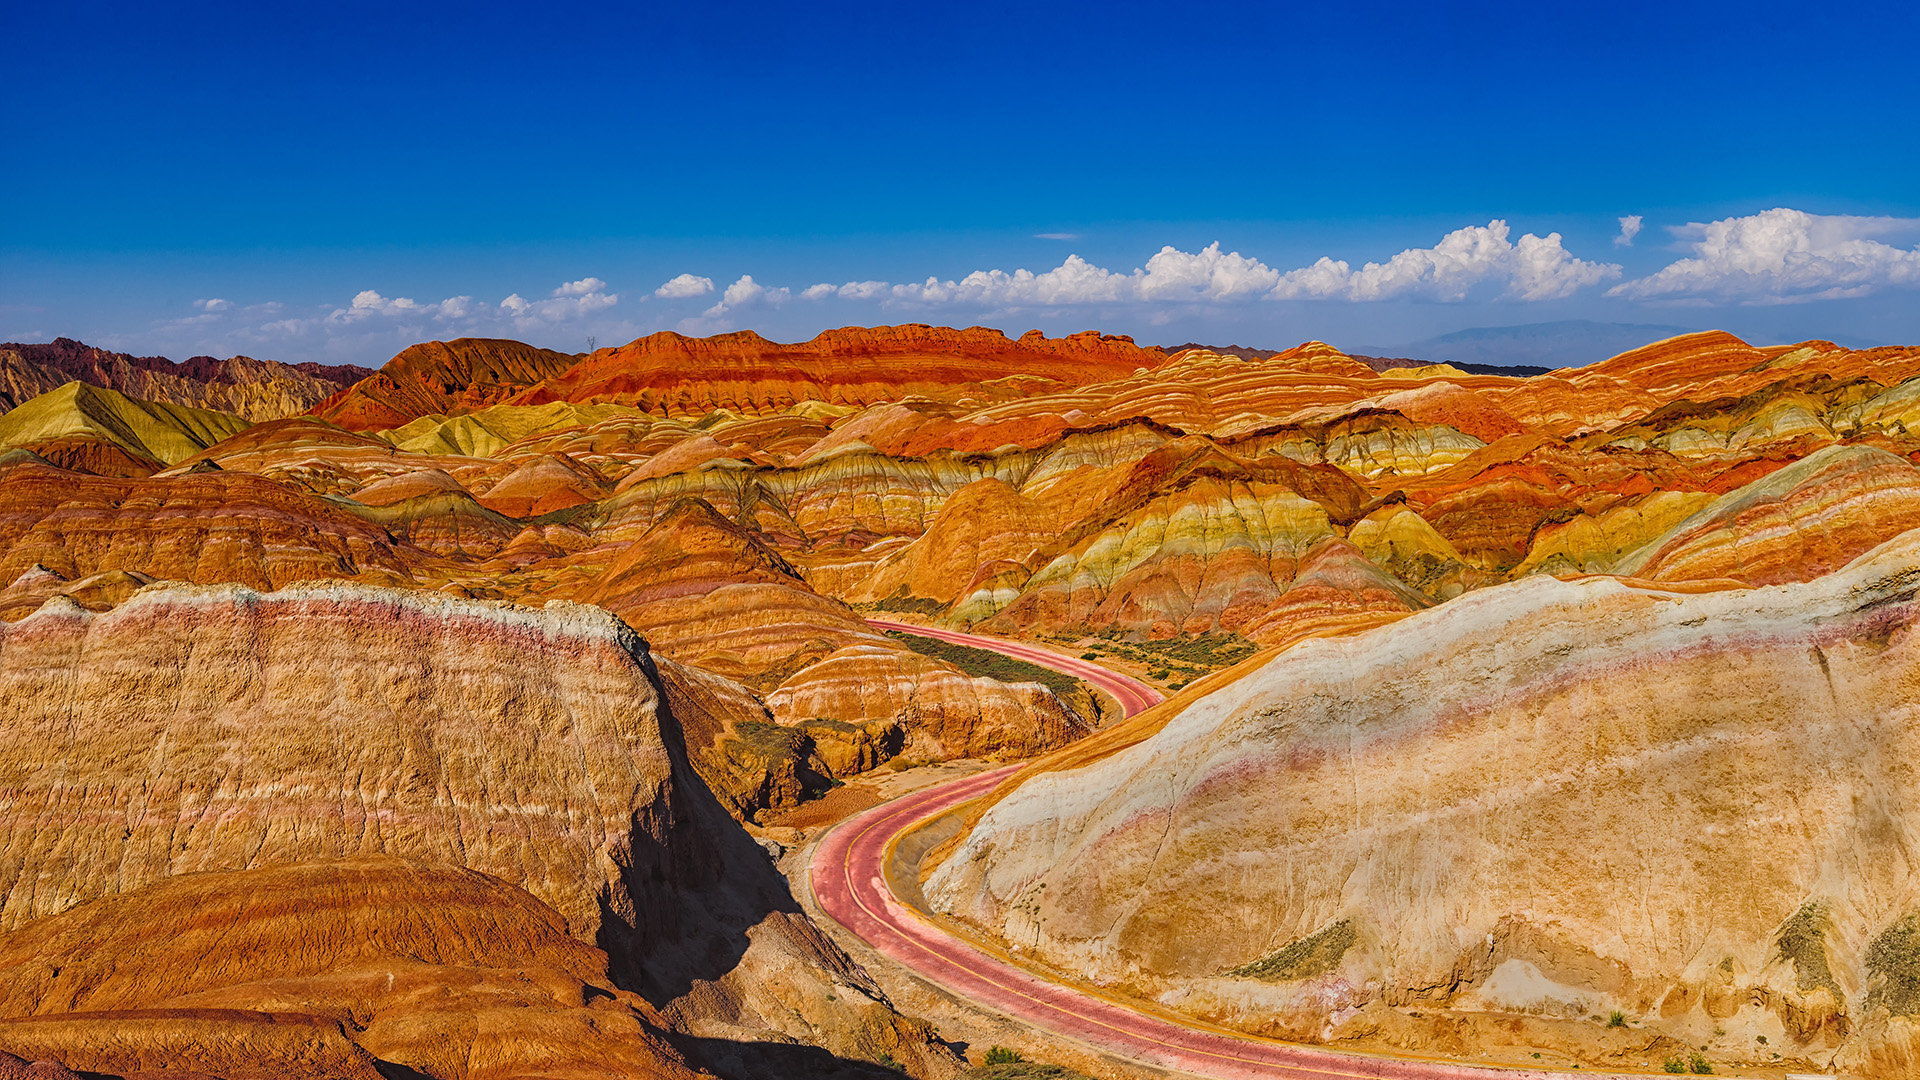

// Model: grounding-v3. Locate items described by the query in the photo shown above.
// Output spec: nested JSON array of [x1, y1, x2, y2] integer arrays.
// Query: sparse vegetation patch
[[884, 630, 1083, 701], [1227, 918, 1356, 980], [1867, 913, 1920, 1016], [1776, 900, 1842, 997], [869, 593, 946, 615]]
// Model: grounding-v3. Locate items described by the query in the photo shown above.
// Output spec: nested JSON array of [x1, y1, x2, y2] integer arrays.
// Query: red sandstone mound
[[309, 338, 581, 430], [0, 462, 422, 594], [505, 324, 1165, 419], [0, 858, 698, 1079]]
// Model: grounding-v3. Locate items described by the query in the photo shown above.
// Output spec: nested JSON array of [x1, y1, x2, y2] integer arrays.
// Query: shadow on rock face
[[671, 1037, 928, 1080], [600, 650, 811, 1003], [604, 650, 960, 1080]]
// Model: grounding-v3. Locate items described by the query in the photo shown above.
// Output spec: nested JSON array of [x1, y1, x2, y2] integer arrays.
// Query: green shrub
[[1607, 1009, 1627, 1028], [1687, 1050, 1713, 1074], [1079, 651, 1099, 660], [984, 1046, 1023, 1065], [1663, 1056, 1687, 1074]]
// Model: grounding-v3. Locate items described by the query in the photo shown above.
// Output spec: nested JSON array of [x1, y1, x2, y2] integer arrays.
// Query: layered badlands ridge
[[0, 582, 950, 1079], [930, 530, 1920, 1076], [2, 325, 1920, 1073], [0, 338, 372, 422]]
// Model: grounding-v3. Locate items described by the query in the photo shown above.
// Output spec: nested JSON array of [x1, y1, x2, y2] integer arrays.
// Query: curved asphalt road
[[814, 621, 1636, 1080]]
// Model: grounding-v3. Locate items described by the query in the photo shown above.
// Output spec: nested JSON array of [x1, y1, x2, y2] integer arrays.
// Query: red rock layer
[[573, 496, 878, 683], [507, 324, 1165, 418], [309, 338, 580, 430], [0, 858, 697, 1080], [0, 463, 422, 595], [1615, 444, 1920, 585]]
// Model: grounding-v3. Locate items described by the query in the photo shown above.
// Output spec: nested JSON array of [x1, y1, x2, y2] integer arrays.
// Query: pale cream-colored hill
[[929, 530, 1920, 1076]]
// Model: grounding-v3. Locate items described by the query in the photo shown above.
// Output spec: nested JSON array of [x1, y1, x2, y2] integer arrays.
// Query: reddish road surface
[[815, 622, 1632, 1080]]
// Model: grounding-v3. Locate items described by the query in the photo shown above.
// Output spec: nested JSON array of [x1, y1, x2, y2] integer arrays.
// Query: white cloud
[[1034, 232, 1081, 240], [329, 290, 425, 322], [1271, 221, 1620, 302], [654, 273, 715, 299], [500, 278, 619, 323], [193, 298, 233, 312], [879, 244, 1281, 308], [1138, 243, 1282, 300], [818, 280, 892, 301], [702, 274, 790, 318], [553, 277, 608, 297], [853, 227, 1614, 311], [436, 295, 481, 318], [300, 278, 620, 335], [1609, 207, 1920, 303], [1615, 215, 1643, 247]]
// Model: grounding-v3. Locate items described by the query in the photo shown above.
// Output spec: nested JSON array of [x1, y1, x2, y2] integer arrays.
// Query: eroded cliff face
[[927, 530, 1920, 1074], [0, 582, 952, 1079]]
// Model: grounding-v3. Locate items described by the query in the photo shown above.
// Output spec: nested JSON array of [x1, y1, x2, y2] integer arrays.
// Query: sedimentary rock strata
[[0, 581, 950, 1078], [9, 322, 1920, 1075], [0, 338, 372, 423], [0, 859, 699, 1079], [0, 382, 250, 470], [0, 463, 422, 592], [311, 338, 581, 430], [928, 529, 1920, 1074]]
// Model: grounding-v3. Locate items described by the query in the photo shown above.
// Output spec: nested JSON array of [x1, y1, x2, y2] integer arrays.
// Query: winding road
[[812, 621, 1633, 1080]]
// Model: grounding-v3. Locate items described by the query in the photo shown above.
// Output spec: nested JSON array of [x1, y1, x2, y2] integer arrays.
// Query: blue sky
[[4, 0, 1917, 366]]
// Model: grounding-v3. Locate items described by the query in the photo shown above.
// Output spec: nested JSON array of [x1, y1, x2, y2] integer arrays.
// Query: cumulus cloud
[[1609, 207, 1920, 303], [877, 243, 1288, 308], [1615, 215, 1644, 247], [797, 227, 1615, 312], [289, 277, 622, 336], [496, 277, 619, 323], [553, 277, 608, 297], [327, 289, 464, 323], [1271, 221, 1621, 302], [654, 273, 715, 299], [193, 298, 233, 312], [803, 280, 892, 301], [700, 275, 790, 318]]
